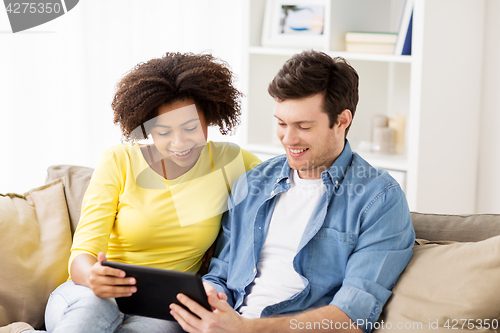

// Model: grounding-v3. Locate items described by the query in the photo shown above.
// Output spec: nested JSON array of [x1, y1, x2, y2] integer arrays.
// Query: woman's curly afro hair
[[112, 52, 243, 141]]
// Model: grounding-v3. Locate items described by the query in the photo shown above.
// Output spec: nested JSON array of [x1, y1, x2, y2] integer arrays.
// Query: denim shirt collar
[[274, 139, 353, 190]]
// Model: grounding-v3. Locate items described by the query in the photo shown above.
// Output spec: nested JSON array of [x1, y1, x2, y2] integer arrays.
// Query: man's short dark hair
[[268, 50, 359, 134]]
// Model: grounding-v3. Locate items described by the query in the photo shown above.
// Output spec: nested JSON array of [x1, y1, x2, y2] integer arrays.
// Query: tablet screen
[[102, 261, 211, 321]]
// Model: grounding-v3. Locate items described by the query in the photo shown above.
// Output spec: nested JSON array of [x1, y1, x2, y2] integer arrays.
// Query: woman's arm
[[70, 252, 136, 298], [70, 252, 97, 287], [69, 148, 135, 298]]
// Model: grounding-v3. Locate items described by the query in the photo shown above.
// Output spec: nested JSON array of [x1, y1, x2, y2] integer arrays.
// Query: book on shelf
[[394, 0, 414, 55], [345, 31, 396, 54], [345, 31, 397, 44], [345, 42, 395, 54]]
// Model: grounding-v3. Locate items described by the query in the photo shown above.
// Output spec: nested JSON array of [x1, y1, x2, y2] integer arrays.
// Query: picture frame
[[261, 0, 331, 49]]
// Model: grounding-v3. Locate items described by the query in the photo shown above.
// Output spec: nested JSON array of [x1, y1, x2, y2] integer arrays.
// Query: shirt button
[[335, 180, 339, 185], [286, 179, 290, 183], [270, 191, 275, 196], [253, 268, 257, 273]]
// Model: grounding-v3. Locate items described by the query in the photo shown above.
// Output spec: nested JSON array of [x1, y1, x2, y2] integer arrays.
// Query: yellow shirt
[[69, 141, 260, 276]]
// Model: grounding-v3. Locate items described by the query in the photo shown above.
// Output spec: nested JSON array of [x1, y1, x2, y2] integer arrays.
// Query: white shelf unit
[[241, 0, 484, 214]]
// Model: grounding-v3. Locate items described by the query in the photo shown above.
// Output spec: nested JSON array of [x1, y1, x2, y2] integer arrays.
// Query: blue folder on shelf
[[395, 0, 414, 56], [402, 12, 413, 56]]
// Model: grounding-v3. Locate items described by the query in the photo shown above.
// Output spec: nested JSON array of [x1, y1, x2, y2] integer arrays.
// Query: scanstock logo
[[3, 0, 79, 33]]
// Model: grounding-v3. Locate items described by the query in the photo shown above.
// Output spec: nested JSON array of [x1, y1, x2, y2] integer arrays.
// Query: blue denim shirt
[[203, 141, 415, 333]]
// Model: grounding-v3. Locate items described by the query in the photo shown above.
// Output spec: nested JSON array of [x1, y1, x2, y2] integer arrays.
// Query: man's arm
[[170, 284, 362, 333], [251, 305, 362, 333], [201, 207, 235, 306], [329, 184, 415, 331]]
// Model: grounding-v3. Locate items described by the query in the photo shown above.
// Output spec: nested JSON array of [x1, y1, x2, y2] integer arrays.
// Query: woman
[[43, 52, 261, 332]]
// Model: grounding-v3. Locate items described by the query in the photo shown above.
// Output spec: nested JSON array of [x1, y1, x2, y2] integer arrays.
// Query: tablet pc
[[102, 261, 211, 321]]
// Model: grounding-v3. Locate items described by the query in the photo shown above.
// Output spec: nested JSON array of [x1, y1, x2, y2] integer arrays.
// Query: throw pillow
[[0, 179, 72, 329], [374, 237, 500, 333]]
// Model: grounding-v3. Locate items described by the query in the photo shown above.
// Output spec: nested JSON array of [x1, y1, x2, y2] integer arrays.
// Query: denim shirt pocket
[[304, 228, 357, 290], [314, 227, 357, 243]]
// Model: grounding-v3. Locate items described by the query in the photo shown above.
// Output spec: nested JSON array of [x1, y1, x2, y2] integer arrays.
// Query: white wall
[[0, 0, 245, 193], [1, 1, 499, 213], [476, 0, 500, 213]]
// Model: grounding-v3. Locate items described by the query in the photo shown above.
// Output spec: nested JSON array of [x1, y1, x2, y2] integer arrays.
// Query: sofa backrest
[[46, 165, 94, 235], [411, 212, 500, 242]]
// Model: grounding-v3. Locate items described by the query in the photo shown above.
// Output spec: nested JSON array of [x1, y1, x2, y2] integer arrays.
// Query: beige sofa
[[1, 165, 499, 332]]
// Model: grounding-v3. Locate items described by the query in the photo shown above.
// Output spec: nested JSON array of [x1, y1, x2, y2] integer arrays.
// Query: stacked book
[[345, 31, 397, 54]]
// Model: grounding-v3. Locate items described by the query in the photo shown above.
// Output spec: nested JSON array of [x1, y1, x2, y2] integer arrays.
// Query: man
[[170, 50, 415, 333]]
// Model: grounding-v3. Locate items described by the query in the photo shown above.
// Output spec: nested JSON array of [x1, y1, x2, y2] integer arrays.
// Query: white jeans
[[41, 281, 185, 333]]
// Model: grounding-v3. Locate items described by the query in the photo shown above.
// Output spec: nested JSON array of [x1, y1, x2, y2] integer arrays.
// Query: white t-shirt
[[238, 170, 326, 318]]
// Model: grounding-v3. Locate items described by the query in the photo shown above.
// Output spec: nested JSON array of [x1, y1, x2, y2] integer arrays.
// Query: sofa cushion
[[411, 212, 500, 242], [0, 179, 72, 329], [45, 165, 93, 235], [374, 236, 500, 333]]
